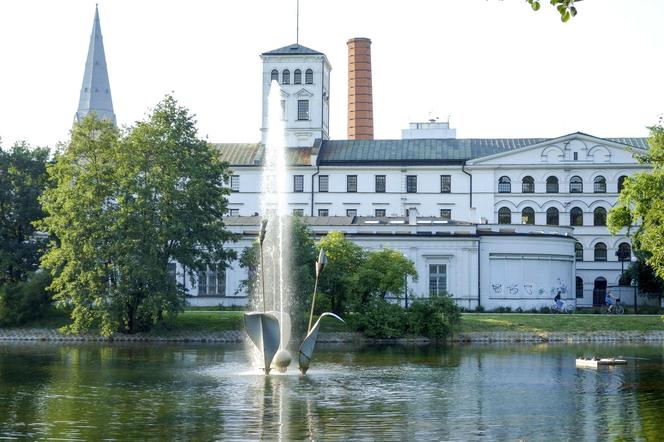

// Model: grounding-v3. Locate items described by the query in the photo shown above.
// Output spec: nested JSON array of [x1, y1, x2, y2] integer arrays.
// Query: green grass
[[459, 313, 664, 333]]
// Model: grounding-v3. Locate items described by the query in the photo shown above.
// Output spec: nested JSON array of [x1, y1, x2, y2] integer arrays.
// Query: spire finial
[[296, 0, 299, 44]]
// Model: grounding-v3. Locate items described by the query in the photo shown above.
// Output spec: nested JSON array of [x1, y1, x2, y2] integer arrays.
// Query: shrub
[[475, 304, 485, 313], [0, 272, 52, 326], [493, 306, 512, 313], [408, 293, 461, 339], [352, 298, 407, 338], [539, 306, 552, 314]]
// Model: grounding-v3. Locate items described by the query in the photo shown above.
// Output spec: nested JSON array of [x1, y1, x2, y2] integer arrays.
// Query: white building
[[76, 9, 649, 311]]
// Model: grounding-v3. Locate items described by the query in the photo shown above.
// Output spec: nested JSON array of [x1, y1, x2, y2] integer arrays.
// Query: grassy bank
[[459, 313, 664, 333]]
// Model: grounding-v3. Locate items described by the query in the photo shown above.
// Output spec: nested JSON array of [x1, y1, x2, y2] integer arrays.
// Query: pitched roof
[[75, 6, 115, 125], [214, 143, 312, 167], [261, 43, 324, 56]]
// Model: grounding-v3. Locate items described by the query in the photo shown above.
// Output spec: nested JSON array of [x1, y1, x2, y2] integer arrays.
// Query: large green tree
[[39, 96, 236, 335], [0, 141, 49, 285], [525, 0, 582, 22], [608, 124, 664, 283]]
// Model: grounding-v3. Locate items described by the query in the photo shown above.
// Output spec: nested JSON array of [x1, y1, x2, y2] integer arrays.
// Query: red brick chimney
[[347, 38, 374, 140]]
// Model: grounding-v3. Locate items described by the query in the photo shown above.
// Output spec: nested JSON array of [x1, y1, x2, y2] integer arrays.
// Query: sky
[[0, 0, 663, 148]]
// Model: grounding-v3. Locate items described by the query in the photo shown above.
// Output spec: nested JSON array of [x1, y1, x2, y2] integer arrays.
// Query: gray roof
[[75, 6, 115, 125], [213, 135, 650, 167], [261, 43, 324, 56]]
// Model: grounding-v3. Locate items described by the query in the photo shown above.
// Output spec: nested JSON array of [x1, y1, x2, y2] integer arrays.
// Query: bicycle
[[602, 299, 624, 315], [552, 302, 575, 314]]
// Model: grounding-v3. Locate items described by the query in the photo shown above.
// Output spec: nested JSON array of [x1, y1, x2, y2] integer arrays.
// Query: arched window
[[294, 69, 302, 84], [594, 242, 607, 262], [498, 176, 511, 193], [546, 176, 559, 193], [569, 176, 583, 193], [575, 242, 583, 261], [576, 276, 584, 298], [570, 207, 583, 226], [305, 68, 314, 84], [498, 207, 511, 224], [282, 69, 290, 84], [546, 207, 559, 226], [522, 176, 534, 193], [617, 175, 628, 193], [522, 207, 535, 225], [593, 207, 607, 226], [270, 69, 279, 82], [617, 242, 632, 261], [593, 176, 606, 193]]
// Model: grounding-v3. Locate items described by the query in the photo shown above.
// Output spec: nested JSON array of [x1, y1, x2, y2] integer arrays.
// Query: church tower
[[75, 5, 116, 125], [260, 44, 331, 147]]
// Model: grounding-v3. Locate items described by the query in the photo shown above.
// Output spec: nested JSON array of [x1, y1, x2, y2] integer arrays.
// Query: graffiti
[[507, 284, 519, 295], [491, 283, 502, 294], [538, 288, 545, 296], [523, 284, 533, 295]]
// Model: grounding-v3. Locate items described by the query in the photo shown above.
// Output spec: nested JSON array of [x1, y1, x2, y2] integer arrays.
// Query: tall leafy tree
[[39, 96, 236, 335], [0, 141, 49, 285], [608, 123, 664, 282]]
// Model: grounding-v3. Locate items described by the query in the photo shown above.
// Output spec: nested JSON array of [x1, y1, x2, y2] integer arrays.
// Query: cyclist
[[605, 289, 616, 309], [554, 291, 564, 310]]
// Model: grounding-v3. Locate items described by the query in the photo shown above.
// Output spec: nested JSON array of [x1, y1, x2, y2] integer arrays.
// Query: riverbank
[[1, 312, 662, 344]]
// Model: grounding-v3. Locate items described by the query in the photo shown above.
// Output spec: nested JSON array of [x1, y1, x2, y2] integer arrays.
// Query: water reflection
[[0, 342, 662, 440]]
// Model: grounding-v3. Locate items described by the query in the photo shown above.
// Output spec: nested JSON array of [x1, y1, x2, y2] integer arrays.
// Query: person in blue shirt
[[605, 289, 615, 306], [554, 291, 563, 310]]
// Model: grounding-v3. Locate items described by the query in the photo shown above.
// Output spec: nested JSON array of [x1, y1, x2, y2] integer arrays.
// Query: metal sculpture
[[299, 312, 344, 374]]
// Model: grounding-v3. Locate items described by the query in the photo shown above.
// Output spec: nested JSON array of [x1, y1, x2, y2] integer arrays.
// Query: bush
[[0, 272, 52, 326], [351, 298, 407, 338], [408, 293, 461, 339], [493, 306, 512, 313], [475, 304, 485, 313]]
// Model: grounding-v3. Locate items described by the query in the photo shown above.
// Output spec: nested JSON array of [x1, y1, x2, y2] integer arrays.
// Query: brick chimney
[[347, 38, 374, 140]]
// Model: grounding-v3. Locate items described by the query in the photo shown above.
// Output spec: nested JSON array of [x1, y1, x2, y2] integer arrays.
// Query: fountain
[[243, 80, 343, 375]]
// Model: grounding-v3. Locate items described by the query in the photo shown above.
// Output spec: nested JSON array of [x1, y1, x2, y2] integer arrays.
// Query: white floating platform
[[576, 358, 628, 368]]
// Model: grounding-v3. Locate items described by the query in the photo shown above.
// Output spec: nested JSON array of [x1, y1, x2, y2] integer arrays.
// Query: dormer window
[[294, 69, 302, 84], [305, 69, 314, 84], [282, 69, 290, 84]]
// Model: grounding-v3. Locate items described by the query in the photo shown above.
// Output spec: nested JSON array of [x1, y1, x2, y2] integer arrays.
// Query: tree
[[317, 231, 365, 314], [0, 141, 49, 285], [608, 123, 664, 284], [355, 249, 417, 305], [525, 0, 582, 22], [39, 96, 236, 335]]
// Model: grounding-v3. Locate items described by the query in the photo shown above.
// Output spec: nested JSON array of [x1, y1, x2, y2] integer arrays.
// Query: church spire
[[75, 5, 116, 125]]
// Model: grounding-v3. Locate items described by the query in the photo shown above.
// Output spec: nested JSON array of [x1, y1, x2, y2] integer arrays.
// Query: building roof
[[75, 6, 115, 125], [213, 136, 650, 167], [261, 43, 324, 56]]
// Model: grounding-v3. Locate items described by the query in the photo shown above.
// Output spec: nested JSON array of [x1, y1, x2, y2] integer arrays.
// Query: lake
[[0, 342, 662, 440]]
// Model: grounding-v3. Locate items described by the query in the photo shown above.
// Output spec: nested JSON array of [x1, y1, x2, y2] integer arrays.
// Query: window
[[230, 175, 240, 192], [406, 175, 417, 193], [293, 175, 304, 192], [282, 69, 290, 84], [440, 175, 451, 193], [346, 209, 357, 217], [569, 176, 583, 193], [617, 242, 632, 261], [305, 69, 313, 84], [575, 242, 583, 261], [522, 207, 535, 225], [594, 243, 607, 262], [570, 207, 583, 226], [271, 69, 279, 82], [498, 207, 511, 224], [292, 209, 304, 216], [375, 175, 386, 193], [375, 209, 386, 217], [498, 176, 511, 193], [168, 262, 177, 284], [617, 175, 628, 193], [294, 69, 302, 84], [317, 209, 329, 216], [593, 176, 606, 193], [576, 277, 584, 298], [440, 209, 451, 221], [573, 152, 578, 161], [318, 175, 329, 192], [229, 208, 239, 216], [429, 264, 447, 296], [347, 175, 357, 192], [522, 176, 534, 193], [593, 207, 607, 226], [546, 176, 559, 193], [297, 100, 309, 120], [546, 207, 559, 226], [197, 264, 225, 296]]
